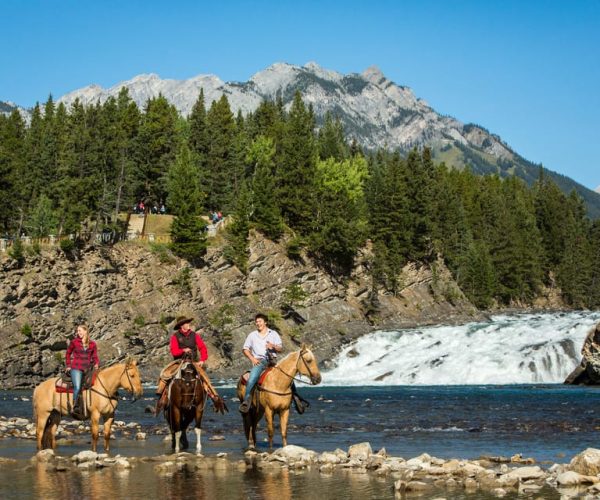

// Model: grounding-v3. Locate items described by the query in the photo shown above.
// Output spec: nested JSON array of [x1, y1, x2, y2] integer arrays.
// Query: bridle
[[91, 363, 139, 410], [274, 348, 319, 386]]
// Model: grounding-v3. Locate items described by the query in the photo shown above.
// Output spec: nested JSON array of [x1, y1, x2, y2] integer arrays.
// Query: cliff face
[[0, 233, 480, 389]]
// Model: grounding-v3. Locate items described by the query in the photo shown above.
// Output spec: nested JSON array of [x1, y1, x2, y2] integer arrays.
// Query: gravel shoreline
[[3, 415, 600, 497]]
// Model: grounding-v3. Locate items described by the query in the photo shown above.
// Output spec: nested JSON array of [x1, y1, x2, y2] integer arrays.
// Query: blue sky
[[2, 0, 599, 189]]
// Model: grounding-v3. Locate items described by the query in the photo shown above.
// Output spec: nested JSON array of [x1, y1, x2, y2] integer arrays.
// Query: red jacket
[[170, 329, 208, 361], [66, 337, 99, 371]]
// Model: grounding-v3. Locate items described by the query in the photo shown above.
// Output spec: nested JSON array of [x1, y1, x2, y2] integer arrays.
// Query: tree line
[[0, 89, 598, 309]]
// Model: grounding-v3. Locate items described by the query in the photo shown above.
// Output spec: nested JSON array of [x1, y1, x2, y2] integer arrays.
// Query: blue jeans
[[244, 359, 268, 402], [71, 369, 83, 403]]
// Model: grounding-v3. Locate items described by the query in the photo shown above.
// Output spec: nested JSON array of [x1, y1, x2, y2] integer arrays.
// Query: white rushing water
[[321, 311, 600, 386]]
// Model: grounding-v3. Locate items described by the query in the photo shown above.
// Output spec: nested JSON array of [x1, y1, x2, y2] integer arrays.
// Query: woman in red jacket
[[65, 325, 99, 413]]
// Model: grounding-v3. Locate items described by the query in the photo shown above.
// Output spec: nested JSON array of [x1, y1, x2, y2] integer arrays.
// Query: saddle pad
[[238, 368, 273, 386], [55, 372, 97, 394], [239, 371, 250, 385], [258, 367, 272, 386]]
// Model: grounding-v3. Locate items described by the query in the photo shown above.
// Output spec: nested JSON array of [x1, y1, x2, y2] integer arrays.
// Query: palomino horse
[[32, 358, 143, 452], [164, 361, 228, 454], [236, 345, 321, 449]]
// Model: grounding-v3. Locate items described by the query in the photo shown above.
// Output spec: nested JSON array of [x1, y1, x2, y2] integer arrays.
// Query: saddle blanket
[[239, 367, 272, 387]]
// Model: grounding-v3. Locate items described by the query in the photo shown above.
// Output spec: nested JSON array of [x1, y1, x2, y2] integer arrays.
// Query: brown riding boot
[[154, 379, 167, 416]]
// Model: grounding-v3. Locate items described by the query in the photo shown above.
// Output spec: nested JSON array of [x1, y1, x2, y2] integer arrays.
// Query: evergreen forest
[[1, 89, 599, 310]]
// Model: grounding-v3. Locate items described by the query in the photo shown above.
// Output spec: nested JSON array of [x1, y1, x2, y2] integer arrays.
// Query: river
[[0, 311, 598, 498]]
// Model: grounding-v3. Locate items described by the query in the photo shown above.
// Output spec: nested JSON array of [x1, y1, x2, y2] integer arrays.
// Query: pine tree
[[0, 110, 26, 233], [317, 112, 348, 161], [26, 194, 57, 237], [247, 136, 284, 239], [278, 91, 317, 234], [405, 148, 437, 261], [205, 94, 235, 212], [367, 152, 412, 291], [114, 88, 141, 221], [135, 94, 178, 206], [557, 191, 592, 306], [224, 180, 252, 273], [166, 145, 207, 263]]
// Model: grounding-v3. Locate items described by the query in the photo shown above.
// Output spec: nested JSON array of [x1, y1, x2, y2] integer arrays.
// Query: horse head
[[298, 344, 322, 385], [122, 358, 144, 399], [181, 363, 197, 384]]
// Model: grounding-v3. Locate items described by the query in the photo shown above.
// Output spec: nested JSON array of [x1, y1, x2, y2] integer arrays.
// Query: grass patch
[[145, 214, 174, 236]]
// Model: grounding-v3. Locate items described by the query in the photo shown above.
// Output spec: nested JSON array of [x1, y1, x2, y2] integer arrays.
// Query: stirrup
[[239, 401, 250, 414]]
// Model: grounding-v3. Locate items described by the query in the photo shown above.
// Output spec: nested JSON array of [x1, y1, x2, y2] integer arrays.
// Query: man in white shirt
[[239, 313, 309, 414], [239, 313, 282, 413]]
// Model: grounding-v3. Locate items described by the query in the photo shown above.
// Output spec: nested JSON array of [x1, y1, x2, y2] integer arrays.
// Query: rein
[[90, 364, 138, 411], [274, 350, 317, 386], [258, 350, 316, 396]]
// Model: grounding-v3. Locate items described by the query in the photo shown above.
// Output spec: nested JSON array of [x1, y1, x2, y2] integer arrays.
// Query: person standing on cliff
[[239, 313, 309, 414], [65, 324, 99, 417], [155, 316, 223, 414]]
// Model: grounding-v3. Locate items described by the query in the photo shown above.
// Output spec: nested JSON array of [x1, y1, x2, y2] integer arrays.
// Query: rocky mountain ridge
[[0, 234, 485, 389]]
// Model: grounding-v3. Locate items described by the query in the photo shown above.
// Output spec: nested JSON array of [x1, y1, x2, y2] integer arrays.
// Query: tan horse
[[236, 345, 321, 449], [32, 359, 143, 452]]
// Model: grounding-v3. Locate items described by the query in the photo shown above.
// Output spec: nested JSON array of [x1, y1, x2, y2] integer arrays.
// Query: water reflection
[[258, 468, 291, 500]]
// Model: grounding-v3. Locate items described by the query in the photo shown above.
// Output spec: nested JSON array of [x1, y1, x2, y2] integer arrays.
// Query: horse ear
[[126, 357, 137, 367]]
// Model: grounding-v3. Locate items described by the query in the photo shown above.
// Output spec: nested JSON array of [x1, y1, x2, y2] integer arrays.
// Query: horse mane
[[277, 345, 312, 365]]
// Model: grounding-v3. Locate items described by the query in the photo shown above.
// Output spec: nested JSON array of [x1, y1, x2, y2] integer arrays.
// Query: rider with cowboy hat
[[155, 315, 216, 413]]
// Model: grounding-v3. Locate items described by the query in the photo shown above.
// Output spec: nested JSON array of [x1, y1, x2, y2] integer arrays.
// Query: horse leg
[[90, 412, 100, 452], [280, 408, 290, 447], [171, 406, 182, 453], [35, 411, 49, 450], [264, 407, 275, 450], [103, 416, 114, 452], [194, 406, 204, 455], [242, 413, 254, 449]]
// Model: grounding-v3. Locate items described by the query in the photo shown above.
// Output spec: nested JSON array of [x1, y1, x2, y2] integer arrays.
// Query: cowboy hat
[[174, 316, 193, 330]]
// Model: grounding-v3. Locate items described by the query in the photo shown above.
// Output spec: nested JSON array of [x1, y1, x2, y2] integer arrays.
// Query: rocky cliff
[[0, 233, 481, 389]]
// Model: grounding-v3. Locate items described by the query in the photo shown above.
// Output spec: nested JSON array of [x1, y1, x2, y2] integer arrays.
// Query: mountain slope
[[16, 62, 600, 217]]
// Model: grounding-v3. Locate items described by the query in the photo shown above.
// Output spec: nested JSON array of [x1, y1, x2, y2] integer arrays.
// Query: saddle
[[239, 367, 273, 387], [55, 370, 97, 394]]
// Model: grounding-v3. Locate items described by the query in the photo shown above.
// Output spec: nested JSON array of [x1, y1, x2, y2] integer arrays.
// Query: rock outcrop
[[565, 322, 600, 384], [0, 232, 479, 389]]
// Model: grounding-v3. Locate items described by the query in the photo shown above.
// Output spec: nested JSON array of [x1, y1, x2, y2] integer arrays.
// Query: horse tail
[[41, 410, 61, 450]]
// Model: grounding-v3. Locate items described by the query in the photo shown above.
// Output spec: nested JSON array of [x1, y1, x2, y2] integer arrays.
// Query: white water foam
[[322, 311, 600, 386]]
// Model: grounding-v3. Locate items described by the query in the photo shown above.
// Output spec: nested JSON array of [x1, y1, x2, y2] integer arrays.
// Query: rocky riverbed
[[4, 410, 600, 500]]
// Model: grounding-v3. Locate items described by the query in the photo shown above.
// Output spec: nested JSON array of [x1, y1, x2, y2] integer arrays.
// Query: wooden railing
[[0, 219, 228, 252]]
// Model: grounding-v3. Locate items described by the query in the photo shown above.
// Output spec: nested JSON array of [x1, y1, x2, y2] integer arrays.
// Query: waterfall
[[322, 311, 600, 386]]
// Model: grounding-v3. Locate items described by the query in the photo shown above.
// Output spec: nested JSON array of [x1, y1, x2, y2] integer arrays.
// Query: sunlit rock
[[569, 448, 600, 475]]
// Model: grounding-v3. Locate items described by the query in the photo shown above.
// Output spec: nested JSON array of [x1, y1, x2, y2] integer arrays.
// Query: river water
[[0, 311, 598, 498]]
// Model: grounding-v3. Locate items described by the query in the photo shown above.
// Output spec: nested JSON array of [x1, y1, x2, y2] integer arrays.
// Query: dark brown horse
[[164, 362, 227, 454], [236, 345, 321, 450]]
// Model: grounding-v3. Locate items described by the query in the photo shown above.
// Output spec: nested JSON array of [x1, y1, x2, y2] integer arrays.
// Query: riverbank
[[3, 440, 600, 499]]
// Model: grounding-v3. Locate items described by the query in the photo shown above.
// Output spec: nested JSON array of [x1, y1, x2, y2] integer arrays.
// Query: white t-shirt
[[243, 329, 282, 360]]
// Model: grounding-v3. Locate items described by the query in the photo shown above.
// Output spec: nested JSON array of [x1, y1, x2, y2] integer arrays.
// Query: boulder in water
[[569, 448, 600, 475], [565, 322, 600, 384]]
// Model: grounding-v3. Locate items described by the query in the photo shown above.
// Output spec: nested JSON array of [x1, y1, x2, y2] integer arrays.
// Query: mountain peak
[[362, 65, 386, 85]]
